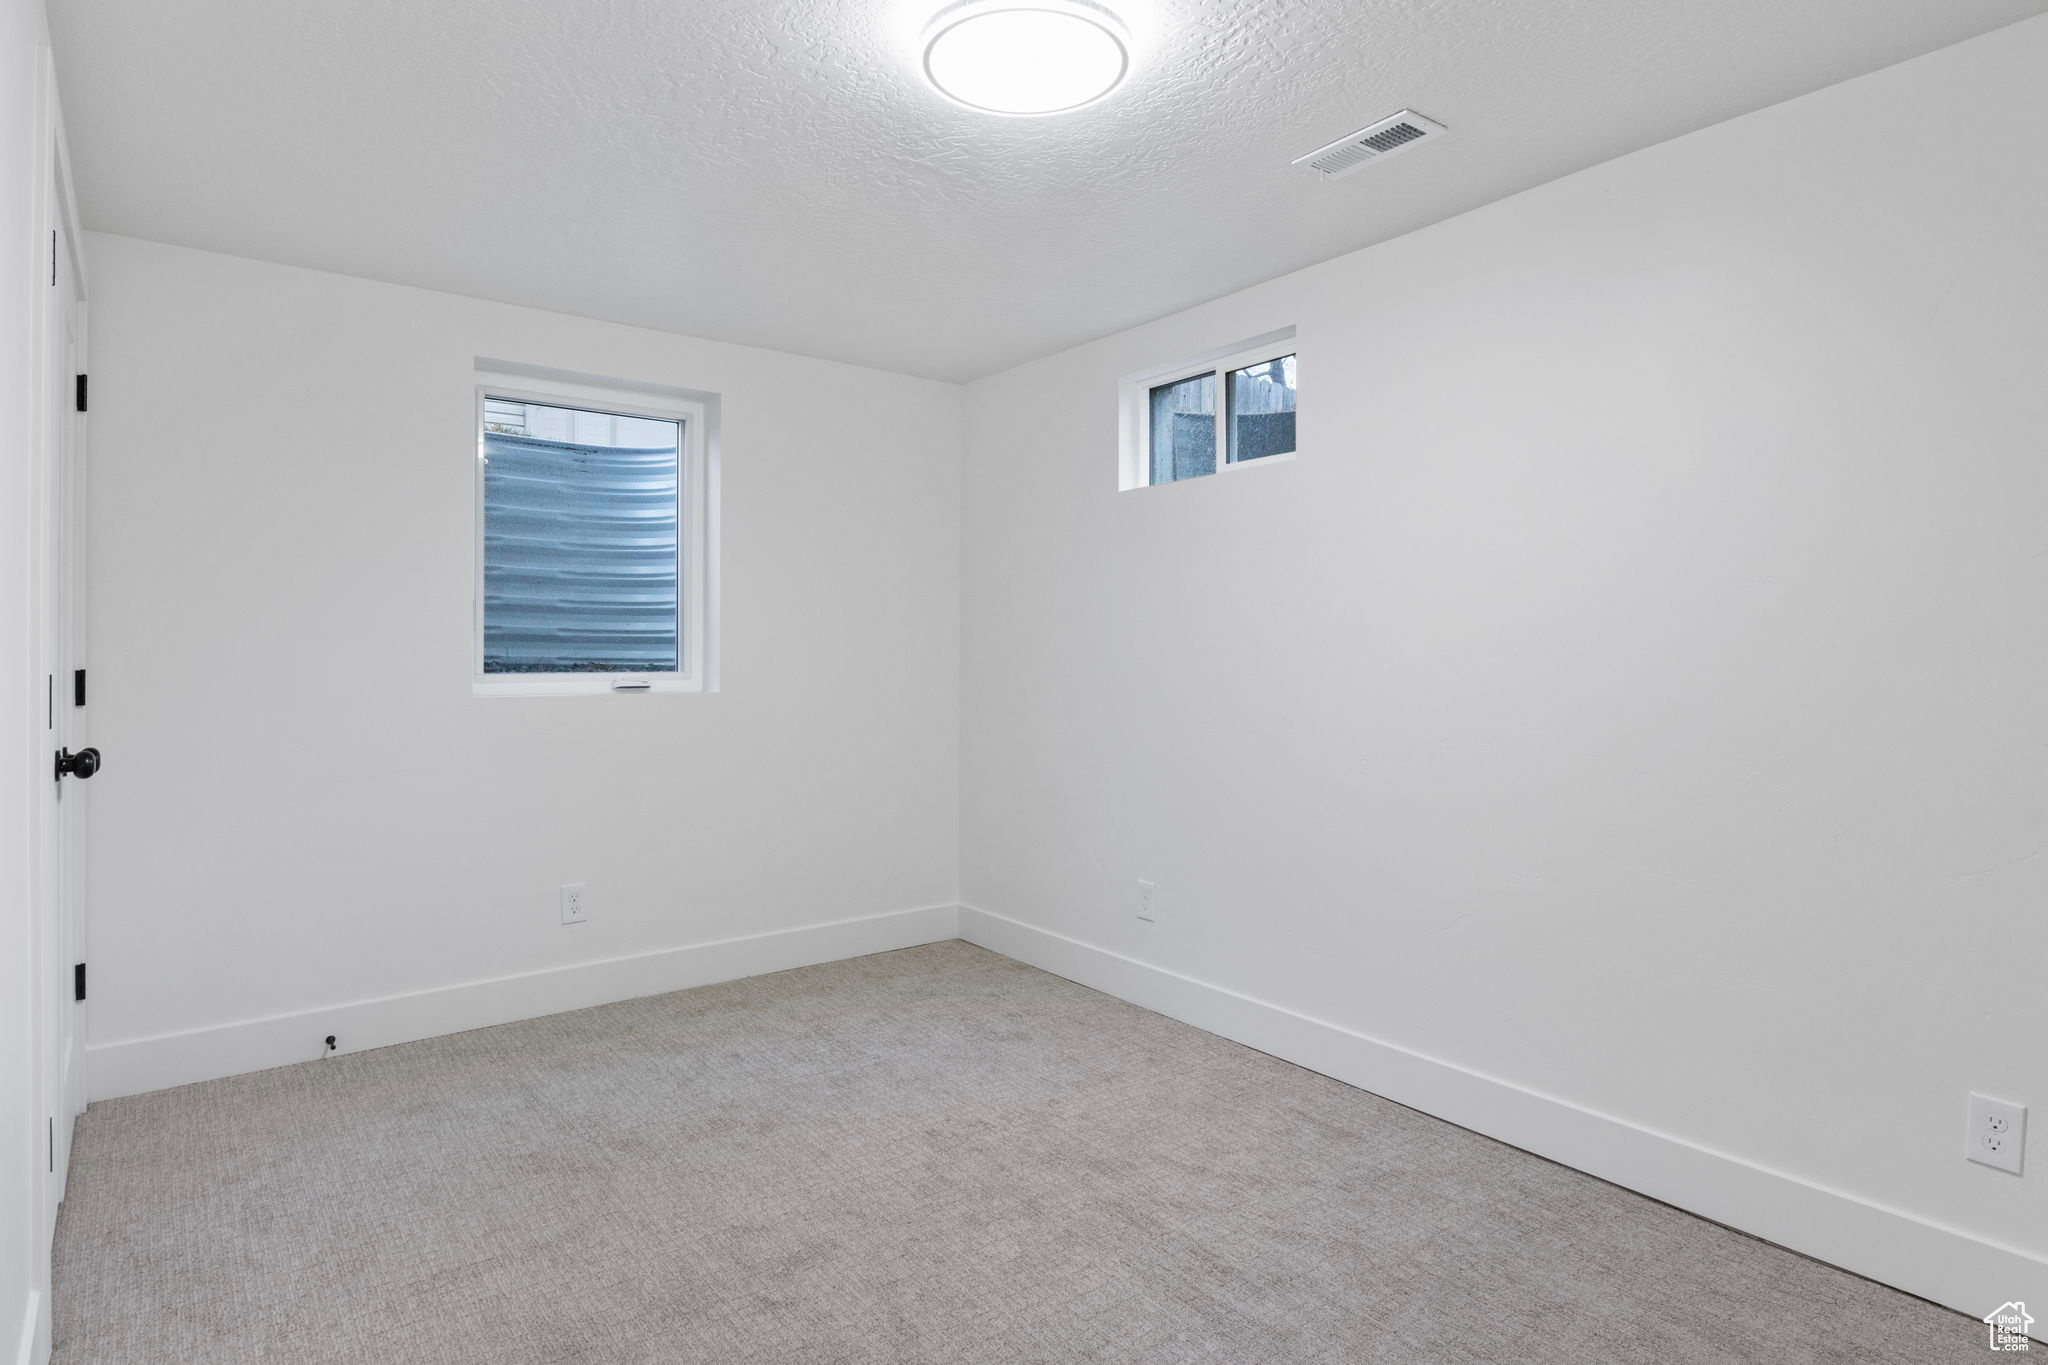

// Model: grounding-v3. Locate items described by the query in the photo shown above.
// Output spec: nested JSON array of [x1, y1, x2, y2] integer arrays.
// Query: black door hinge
[[75, 374, 87, 412], [74, 963, 86, 1002], [74, 669, 86, 707]]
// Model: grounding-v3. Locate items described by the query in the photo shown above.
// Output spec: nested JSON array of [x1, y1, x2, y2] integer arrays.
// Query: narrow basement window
[[1226, 355, 1296, 464], [474, 375, 710, 695], [1149, 371, 1216, 483], [1121, 330, 1297, 489]]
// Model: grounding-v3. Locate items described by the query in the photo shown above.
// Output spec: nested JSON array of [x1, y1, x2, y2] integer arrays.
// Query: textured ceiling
[[48, 0, 2047, 380]]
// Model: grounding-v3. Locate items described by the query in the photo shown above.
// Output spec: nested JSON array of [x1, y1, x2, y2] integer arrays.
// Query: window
[[1226, 355, 1296, 464], [1149, 372, 1216, 483], [1121, 330, 1297, 489], [474, 373, 711, 694]]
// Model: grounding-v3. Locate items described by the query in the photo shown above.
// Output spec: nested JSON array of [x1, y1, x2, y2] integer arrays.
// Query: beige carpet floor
[[53, 941, 1984, 1363]]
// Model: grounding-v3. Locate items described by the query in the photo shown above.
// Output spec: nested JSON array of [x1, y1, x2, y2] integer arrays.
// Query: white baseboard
[[959, 904, 2047, 1336], [13, 1290, 46, 1365], [88, 904, 962, 1101]]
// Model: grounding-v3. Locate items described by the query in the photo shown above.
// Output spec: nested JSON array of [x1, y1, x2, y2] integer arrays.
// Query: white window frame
[[1118, 326, 1298, 491], [473, 372, 710, 696]]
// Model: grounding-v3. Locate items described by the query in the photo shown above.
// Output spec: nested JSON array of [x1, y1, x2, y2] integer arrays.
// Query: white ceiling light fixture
[[921, 0, 1132, 116]]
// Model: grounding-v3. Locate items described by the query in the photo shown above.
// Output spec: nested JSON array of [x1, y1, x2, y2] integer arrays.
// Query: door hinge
[[50, 230, 55, 286], [74, 668, 86, 707], [75, 962, 86, 1002], [75, 374, 87, 412]]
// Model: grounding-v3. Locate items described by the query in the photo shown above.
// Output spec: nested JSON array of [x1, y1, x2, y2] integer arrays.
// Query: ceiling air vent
[[1294, 110, 1447, 180]]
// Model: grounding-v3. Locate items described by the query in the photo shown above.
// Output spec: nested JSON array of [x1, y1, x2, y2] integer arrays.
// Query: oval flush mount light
[[922, 0, 1131, 116]]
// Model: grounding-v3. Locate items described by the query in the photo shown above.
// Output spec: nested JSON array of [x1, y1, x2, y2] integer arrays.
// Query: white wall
[[961, 15, 2048, 1326], [83, 235, 961, 1095]]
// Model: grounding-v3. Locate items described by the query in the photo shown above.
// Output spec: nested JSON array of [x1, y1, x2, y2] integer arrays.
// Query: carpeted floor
[[54, 941, 1981, 1363]]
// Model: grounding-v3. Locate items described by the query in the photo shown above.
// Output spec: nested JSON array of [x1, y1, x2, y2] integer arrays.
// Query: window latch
[[610, 678, 652, 692]]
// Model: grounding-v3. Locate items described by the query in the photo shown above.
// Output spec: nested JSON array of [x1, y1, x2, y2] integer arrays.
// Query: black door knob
[[55, 747, 100, 780]]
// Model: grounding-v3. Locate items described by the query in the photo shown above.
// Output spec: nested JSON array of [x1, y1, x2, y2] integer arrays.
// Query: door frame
[[22, 42, 87, 1365]]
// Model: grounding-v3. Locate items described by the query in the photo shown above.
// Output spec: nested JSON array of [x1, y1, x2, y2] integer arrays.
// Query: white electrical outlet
[[1136, 879, 1155, 923], [560, 882, 589, 926], [1967, 1093, 2026, 1175]]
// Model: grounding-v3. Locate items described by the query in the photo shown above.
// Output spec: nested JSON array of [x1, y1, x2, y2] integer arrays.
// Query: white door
[[33, 180, 90, 1234]]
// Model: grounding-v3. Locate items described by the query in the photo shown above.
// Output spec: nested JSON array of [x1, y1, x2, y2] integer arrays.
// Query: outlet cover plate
[[1967, 1093, 2026, 1174], [560, 882, 589, 926]]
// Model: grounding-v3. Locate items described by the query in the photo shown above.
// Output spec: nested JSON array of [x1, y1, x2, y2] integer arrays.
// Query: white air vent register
[[1294, 110, 1448, 179]]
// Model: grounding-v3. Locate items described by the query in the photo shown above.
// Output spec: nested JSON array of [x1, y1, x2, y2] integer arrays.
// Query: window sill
[[1127, 449, 1298, 492], [1219, 450, 1297, 475], [473, 675, 702, 697]]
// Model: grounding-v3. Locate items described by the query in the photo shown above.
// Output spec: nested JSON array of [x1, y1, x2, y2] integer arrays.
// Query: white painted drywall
[[83, 236, 961, 1086], [961, 12, 2048, 1315]]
